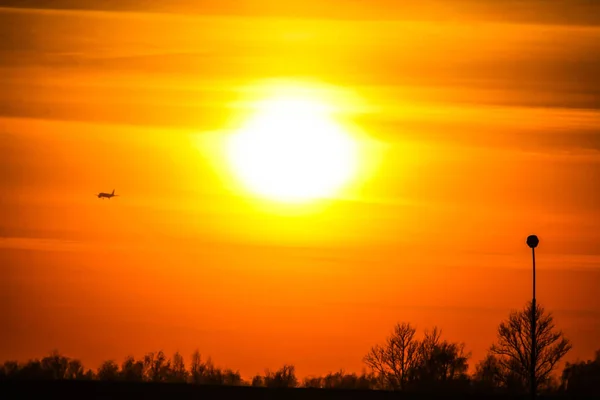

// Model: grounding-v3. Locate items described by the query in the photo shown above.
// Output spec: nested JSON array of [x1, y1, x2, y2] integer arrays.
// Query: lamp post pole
[[526, 235, 539, 399]]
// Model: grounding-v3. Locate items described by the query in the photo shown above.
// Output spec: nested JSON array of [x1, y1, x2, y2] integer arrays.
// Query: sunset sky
[[1, 0, 599, 378]]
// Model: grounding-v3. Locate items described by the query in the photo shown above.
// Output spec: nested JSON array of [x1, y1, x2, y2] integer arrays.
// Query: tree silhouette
[[198, 357, 223, 385], [302, 370, 376, 389], [302, 375, 322, 388], [14, 359, 47, 380], [561, 349, 600, 394], [189, 350, 206, 384], [251, 374, 264, 387], [0, 361, 20, 380], [186, 350, 241, 385], [264, 364, 298, 388], [407, 327, 470, 391], [490, 301, 572, 393], [1, 356, 93, 381], [97, 360, 119, 381], [473, 353, 506, 391], [221, 368, 243, 386], [40, 350, 70, 380], [363, 323, 469, 391], [120, 356, 144, 382], [64, 359, 85, 380], [363, 322, 418, 389], [0, 321, 583, 397], [169, 352, 188, 383], [143, 351, 171, 383]]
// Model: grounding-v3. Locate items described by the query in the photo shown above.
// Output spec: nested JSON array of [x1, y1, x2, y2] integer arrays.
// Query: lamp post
[[526, 234, 539, 399]]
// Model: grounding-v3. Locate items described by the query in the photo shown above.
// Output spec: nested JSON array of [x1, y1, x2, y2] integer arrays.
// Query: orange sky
[[1, 1, 600, 379]]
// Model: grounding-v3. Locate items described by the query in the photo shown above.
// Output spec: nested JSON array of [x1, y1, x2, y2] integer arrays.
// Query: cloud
[[1, 2, 599, 193], [0, 236, 87, 252], [1, 7, 599, 116], [2, 1, 600, 26], [356, 104, 600, 154]]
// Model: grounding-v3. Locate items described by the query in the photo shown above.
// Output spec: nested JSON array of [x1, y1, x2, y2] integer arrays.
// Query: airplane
[[97, 189, 118, 199]]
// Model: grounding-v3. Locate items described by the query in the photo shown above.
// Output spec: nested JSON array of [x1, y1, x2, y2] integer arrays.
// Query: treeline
[[1, 301, 599, 395]]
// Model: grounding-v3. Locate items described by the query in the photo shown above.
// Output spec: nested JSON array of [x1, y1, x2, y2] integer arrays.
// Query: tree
[[15, 360, 47, 380], [64, 359, 85, 380], [302, 370, 376, 390], [264, 364, 298, 388], [97, 360, 120, 381], [221, 368, 243, 386], [251, 374, 264, 387], [407, 327, 470, 391], [187, 352, 234, 385], [472, 353, 525, 393], [199, 357, 224, 385], [416, 330, 469, 381], [561, 349, 600, 394], [143, 351, 171, 382], [473, 354, 505, 391], [0, 361, 20, 380], [363, 322, 418, 389], [490, 301, 572, 393], [302, 376, 323, 388], [169, 352, 188, 383], [40, 350, 70, 380], [120, 356, 144, 382], [82, 369, 96, 380], [364, 323, 469, 391], [189, 350, 205, 384]]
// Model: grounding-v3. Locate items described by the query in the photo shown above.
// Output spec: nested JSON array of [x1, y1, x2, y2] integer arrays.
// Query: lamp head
[[527, 235, 539, 249]]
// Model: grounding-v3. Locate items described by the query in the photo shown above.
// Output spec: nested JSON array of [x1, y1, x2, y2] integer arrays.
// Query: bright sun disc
[[226, 91, 358, 203]]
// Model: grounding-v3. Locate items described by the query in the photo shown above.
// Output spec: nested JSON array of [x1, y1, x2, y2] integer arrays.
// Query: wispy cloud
[[0, 13, 599, 163], [0, 236, 87, 252], [2, 1, 600, 26]]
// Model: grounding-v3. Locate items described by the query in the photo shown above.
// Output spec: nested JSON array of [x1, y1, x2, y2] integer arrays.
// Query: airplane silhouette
[[97, 189, 118, 199]]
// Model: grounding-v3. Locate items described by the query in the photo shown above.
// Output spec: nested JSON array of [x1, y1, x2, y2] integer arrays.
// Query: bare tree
[[363, 322, 418, 389], [169, 352, 188, 383], [561, 349, 600, 394], [143, 351, 171, 382], [251, 374, 264, 387], [64, 359, 85, 380], [222, 368, 243, 386], [97, 360, 120, 381], [408, 327, 470, 390], [200, 357, 224, 385], [490, 301, 572, 392], [264, 364, 298, 388], [40, 350, 69, 380], [473, 354, 504, 390], [473, 352, 526, 393], [302, 375, 323, 388], [14, 360, 46, 380], [187, 352, 234, 385], [311, 370, 376, 390], [189, 350, 205, 384], [364, 323, 470, 391], [0, 361, 20, 379], [121, 356, 144, 382]]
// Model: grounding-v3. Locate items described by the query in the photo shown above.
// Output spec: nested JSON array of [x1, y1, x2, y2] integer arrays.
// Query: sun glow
[[225, 86, 359, 204]]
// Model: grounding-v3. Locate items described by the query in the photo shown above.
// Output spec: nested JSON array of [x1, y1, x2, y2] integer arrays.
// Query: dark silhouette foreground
[[1, 380, 596, 400], [1, 302, 598, 397]]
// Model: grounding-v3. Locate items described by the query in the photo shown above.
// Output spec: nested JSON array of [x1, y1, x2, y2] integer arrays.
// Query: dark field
[[0, 381, 597, 400]]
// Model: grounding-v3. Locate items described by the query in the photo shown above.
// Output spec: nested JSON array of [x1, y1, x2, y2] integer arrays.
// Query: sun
[[225, 87, 359, 204]]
